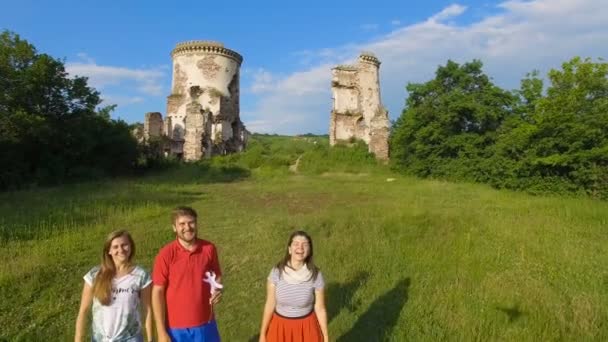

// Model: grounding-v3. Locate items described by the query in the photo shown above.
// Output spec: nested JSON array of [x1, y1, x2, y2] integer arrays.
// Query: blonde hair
[[92, 230, 135, 305]]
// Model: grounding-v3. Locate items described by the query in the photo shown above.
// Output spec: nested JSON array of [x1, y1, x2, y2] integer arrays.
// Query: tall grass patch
[[1, 135, 608, 340]]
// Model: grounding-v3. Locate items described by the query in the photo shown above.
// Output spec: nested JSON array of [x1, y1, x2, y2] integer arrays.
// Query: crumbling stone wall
[[183, 87, 213, 161], [165, 40, 247, 159], [144, 112, 163, 140], [163, 116, 172, 140], [329, 53, 390, 160]]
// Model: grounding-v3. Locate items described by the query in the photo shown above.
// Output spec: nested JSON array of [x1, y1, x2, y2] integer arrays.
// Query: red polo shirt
[[152, 238, 222, 328]]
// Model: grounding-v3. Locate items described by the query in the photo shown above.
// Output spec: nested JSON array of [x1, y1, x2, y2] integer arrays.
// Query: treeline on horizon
[[0, 30, 164, 190], [2, 29, 606, 199], [389, 57, 608, 199]]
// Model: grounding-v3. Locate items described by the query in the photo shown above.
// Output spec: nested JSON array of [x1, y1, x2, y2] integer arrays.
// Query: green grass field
[[1, 135, 607, 341]]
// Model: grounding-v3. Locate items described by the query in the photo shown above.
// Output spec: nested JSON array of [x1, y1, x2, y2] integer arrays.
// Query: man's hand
[[210, 289, 222, 305], [157, 331, 171, 342]]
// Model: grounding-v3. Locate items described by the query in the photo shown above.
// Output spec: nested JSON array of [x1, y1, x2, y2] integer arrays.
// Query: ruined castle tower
[[329, 53, 390, 160], [143, 112, 163, 140], [163, 40, 247, 160]]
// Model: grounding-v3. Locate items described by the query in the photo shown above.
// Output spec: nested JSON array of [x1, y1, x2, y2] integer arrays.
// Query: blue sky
[[2, 0, 607, 134]]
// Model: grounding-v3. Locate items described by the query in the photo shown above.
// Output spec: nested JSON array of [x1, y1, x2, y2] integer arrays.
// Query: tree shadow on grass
[[147, 163, 251, 185], [0, 188, 205, 242], [0, 163, 251, 242], [337, 278, 411, 342]]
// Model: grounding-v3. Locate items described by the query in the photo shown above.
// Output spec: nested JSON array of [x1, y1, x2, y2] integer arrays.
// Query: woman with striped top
[[259, 231, 329, 342]]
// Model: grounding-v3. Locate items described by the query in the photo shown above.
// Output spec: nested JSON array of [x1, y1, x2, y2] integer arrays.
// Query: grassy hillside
[[1, 135, 607, 341]]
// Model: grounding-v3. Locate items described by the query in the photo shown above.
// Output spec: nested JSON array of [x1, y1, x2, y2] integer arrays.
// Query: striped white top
[[269, 267, 325, 317]]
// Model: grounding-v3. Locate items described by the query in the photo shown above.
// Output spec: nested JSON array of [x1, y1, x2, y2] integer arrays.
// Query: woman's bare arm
[[314, 288, 329, 342], [74, 282, 93, 342], [258, 282, 276, 342]]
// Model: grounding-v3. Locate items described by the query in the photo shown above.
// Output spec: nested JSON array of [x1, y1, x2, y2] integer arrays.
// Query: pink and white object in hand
[[203, 271, 223, 294]]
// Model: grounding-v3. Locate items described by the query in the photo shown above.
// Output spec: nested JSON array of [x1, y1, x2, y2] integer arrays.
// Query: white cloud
[[243, 0, 608, 134], [65, 57, 166, 96], [291, 46, 358, 67], [137, 83, 164, 96], [428, 4, 467, 22], [391, 20, 401, 26], [100, 95, 144, 106], [249, 68, 276, 94], [242, 65, 332, 134], [75, 52, 95, 64]]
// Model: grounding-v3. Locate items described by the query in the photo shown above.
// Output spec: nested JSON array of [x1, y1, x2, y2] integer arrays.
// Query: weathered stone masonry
[[329, 53, 390, 160], [143, 41, 247, 160]]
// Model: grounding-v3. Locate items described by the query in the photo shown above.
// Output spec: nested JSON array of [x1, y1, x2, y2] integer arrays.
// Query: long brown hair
[[275, 230, 320, 281], [92, 230, 135, 305]]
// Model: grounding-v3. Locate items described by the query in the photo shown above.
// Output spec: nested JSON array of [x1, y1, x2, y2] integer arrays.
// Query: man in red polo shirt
[[152, 206, 223, 342]]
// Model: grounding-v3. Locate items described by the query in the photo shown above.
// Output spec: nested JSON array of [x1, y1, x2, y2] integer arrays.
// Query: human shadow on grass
[[326, 271, 370, 323], [496, 304, 524, 322], [337, 278, 410, 342]]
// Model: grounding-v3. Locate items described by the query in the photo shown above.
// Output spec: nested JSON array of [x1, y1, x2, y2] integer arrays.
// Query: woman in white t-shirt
[[258, 230, 329, 342], [75, 230, 153, 342]]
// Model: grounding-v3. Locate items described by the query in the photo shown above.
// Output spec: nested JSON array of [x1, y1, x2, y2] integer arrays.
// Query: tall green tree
[[491, 57, 608, 197], [391, 59, 515, 180], [392, 56, 608, 199], [0, 30, 138, 189]]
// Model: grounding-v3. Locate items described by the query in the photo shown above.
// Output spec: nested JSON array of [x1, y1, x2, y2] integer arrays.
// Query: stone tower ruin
[[143, 41, 247, 161], [329, 53, 390, 160]]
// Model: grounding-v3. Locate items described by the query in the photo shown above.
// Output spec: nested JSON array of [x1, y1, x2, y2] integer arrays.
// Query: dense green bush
[[0, 30, 140, 189], [207, 134, 382, 176], [210, 134, 297, 172], [488, 57, 608, 197], [298, 140, 381, 174], [391, 59, 516, 180], [391, 57, 608, 199]]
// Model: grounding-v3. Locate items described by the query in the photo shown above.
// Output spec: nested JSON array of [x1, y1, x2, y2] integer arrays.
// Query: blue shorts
[[168, 320, 220, 342]]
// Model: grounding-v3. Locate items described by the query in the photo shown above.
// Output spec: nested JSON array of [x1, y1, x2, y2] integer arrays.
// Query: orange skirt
[[266, 311, 323, 342]]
